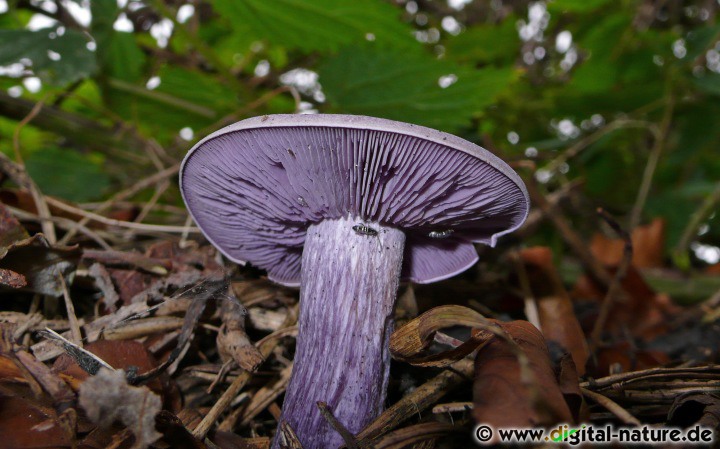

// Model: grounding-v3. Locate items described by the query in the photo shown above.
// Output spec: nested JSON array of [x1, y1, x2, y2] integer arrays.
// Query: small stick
[[356, 359, 474, 442], [527, 179, 614, 288], [581, 387, 641, 425], [277, 421, 304, 449], [57, 273, 82, 346], [45, 196, 201, 234], [511, 251, 541, 331], [316, 402, 362, 449], [432, 402, 474, 414], [590, 208, 633, 353], [192, 308, 298, 440]]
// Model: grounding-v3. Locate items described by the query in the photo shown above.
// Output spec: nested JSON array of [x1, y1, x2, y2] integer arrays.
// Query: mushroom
[[180, 114, 529, 448]]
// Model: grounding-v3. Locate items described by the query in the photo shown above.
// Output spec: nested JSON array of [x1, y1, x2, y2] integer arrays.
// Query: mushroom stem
[[273, 216, 405, 449]]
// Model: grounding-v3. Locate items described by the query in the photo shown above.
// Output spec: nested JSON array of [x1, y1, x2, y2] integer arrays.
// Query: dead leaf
[[0, 201, 79, 295], [592, 342, 671, 377], [79, 368, 162, 449], [389, 305, 494, 368], [0, 395, 72, 448], [668, 393, 720, 430], [52, 340, 174, 407], [519, 247, 589, 375], [573, 265, 680, 341], [591, 218, 666, 268], [473, 321, 574, 429], [556, 354, 586, 423]]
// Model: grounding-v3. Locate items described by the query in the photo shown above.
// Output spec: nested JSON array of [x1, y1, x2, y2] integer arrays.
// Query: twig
[[192, 308, 298, 439], [590, 208, 633, 352], [9, 95, 56, 243], [58, 163, 181, 244], [355, 359, 474, 443], [317, 402, 362, 449], [122, 179, 171, 239], [44, 196, 200, 234], [7, 205, 113, 250], [527, 179, 614, 288], [511, 252, 541, 331], [629, 96, 675, 230], [581, 388, 641, 425], [0, 91, 148, 154], [57, 273, 82, 346]]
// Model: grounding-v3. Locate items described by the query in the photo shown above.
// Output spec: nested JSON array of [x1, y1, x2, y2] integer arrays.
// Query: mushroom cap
[[180, 114, 529, 287]]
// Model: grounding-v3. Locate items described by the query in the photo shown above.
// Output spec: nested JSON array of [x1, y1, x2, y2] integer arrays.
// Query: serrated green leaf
[[319, 46, 516, 132], [0, 28, 96, 85], [25, 148, 111, 202], [102, 32, 146, 82], [211, 0, 415, 52], [103, 66, 238, 136]]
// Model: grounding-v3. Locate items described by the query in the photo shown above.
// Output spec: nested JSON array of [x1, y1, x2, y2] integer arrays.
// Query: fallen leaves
[[519, 247, 589, 375], [389, 305, 583, 440], [0, 201, 79, 295], [473, 320, 576, 428]]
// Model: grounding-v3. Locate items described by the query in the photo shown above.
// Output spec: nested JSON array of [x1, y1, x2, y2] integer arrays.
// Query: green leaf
[[0, 28, 96, 85], [103, 66, 238, 136], [685, 24, 720, 61], [693, 72, 720, 96], [25, 148, 112, 202], [89, 0, 145, 82], [570, 15, 630, 93], [211, 0, 415, 52], [319, 46, 516, 132], [445, 18, 520, 65], [101, 32, 146, 82]]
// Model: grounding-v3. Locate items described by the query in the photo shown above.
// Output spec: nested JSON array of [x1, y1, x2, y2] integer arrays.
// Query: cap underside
[[181, 115, 528, 286]]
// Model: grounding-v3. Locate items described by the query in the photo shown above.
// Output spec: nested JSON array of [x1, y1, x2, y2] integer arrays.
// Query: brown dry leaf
[[519, 247, 589, 375], [591, 218, 665, 268], [0, 395, 73, 448], [372, 422, 459, 449], [79, 368, 162, 449], [668, 393, 720, 430], [389, 305, 494, 368], [593, 342, 671, 377], [0, 201, 79, 295], [573, 265, 680, 341], [556, 354, 587, 423], [473, 321, 574, 429], [15, 350, 75, 408], [52, 339, 177, 408]]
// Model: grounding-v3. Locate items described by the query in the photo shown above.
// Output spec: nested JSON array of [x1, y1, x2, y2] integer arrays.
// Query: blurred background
[[2, 0, 720, 445], [1, 0, 718, 270]]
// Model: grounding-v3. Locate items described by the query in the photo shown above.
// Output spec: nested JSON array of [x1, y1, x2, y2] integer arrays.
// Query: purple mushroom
[[180, 114, 528, 448]]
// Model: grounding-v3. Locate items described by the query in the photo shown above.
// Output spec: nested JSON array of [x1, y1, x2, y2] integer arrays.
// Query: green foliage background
[[0, 0, 718, 267]]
